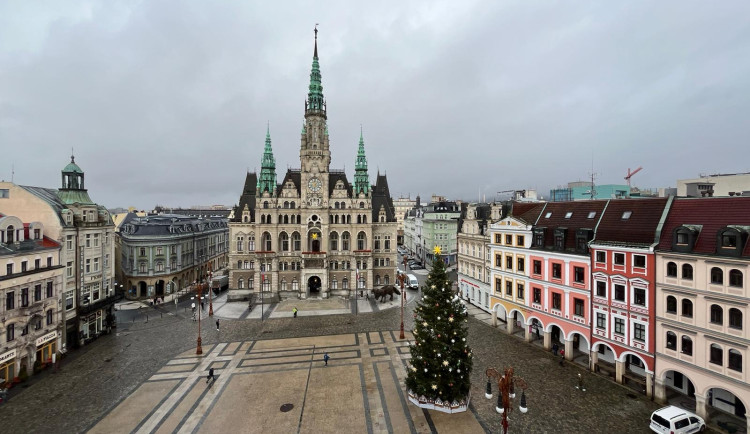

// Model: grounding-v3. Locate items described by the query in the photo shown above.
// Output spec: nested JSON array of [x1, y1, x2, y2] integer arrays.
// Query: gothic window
[[342, 232, 350, 251], [236, 236, 244, 252], [330, 232, 338, 251], [292, 232, 301, 251], [284, 201, 289, 209], [342, 277, 348, 289], [263, 201, 269, 209], [280, 232, 289, 251], [262, 232, 272, 251], [357, 232, 366, 250], [374, 236, 381, 251], [249, 234, 255, 251], [261, 215, 266, 224], [290, 202, 295, 209], [284, 215, 289, 224], [357, 215, 361, 224], [335, 215, 339, 224]]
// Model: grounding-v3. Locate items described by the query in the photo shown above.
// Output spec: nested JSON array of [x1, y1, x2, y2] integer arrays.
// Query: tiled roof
[[535, 200, 608, 250], [232, 172, 257, 222], [119, 213, 228, 238], [328, 171, 352, 197], [593, 198, 669, 246], [657, 197, 750, 256], [277, 169, 301, 196], [512, 202, 546, 225]]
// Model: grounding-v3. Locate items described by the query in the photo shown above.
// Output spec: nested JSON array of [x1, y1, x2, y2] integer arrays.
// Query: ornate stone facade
[[228, 29, 397, 300]]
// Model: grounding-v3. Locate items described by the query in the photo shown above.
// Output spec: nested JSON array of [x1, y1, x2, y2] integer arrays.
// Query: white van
[[649, 405, 705, 434], [407, 274, 419, 290]]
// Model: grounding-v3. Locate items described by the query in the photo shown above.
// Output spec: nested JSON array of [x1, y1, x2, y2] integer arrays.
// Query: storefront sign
[[35, 330, 57, 347], [0, 349, 16, 364]]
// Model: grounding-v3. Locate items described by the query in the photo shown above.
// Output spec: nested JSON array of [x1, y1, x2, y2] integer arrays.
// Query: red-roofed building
[[654, 197, 750, 429], [589, 197, 671, 398]]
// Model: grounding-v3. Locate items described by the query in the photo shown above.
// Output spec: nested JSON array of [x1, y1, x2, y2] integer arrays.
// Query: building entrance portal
[[308, 276, 321, 294]]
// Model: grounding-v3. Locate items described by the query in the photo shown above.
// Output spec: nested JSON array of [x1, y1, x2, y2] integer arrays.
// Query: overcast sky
[[2, 1, 750, 209]]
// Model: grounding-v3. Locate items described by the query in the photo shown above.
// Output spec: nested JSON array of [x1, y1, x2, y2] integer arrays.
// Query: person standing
[[323, 352, 330, 366], [216, 319, 220, 331], [206, 367, 215, 384], [293, 307, 298, 318]]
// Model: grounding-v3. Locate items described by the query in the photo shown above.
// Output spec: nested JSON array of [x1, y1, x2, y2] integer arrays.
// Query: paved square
[[88, 332, 485, 434]]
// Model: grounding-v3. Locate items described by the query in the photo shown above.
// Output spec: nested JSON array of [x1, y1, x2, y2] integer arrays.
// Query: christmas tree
[[406, 246, 473, 409]]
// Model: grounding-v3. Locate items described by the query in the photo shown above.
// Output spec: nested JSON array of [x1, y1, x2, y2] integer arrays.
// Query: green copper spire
[[354, 129, 369, 196], [306, 26, 325, 114], [257, 125, 277, 195]]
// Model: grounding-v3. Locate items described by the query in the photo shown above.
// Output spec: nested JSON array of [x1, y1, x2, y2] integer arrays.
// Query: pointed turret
[[306, 26, 325, 116], [354, 129, 370, 196], [257, 125, 278, 195]]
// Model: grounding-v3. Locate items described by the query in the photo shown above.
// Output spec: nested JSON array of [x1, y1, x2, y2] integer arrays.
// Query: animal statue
[[371, 285, 402, 302]]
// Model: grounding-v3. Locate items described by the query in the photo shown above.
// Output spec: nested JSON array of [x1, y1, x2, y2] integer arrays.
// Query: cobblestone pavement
[[1, 291, 661, 434]]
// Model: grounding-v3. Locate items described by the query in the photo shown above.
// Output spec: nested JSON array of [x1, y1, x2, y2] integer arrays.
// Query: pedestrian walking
[[559, 351, 565, 367], [577, 373, 586, 391], [201, 301, 205, 310], [552, 343, 559, 356], [216, 319, 220, 331], [323, 352, 330, 366], [293, 307, 298, 318], [206, 367, 215, 384]]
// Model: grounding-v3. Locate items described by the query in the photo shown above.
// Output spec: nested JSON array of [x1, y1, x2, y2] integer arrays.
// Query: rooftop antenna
[[588, 153, 597, 200]]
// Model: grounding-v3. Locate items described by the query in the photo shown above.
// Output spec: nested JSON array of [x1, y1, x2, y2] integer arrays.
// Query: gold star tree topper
[[433, 245, 442, 255], [312, 233, 318, 240]]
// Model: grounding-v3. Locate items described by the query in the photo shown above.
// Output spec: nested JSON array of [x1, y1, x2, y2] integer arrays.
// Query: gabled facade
[[227, 29, 397, 301], [654, 197, 750, 428], [589, 197, 671, 398]]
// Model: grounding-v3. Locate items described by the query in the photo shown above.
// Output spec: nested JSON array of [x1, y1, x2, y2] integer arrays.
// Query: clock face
[[308, 177, 322, 193]]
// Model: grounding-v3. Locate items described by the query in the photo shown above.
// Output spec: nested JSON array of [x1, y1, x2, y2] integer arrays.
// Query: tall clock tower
[[300, 27, 331, 209]]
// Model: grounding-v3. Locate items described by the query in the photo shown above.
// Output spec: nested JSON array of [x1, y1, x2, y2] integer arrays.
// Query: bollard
[[160, 312, 163, 319]]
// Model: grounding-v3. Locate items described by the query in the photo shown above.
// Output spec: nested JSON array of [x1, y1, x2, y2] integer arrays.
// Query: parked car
[[410, 264, 424, 270], [649, 406, 705, 434]]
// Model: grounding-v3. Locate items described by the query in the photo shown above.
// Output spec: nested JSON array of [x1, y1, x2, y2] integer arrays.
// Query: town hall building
[[228, 29, 398, 301]]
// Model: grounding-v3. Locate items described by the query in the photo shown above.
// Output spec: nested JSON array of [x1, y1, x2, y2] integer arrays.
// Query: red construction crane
[[625, 166, 643, 188]]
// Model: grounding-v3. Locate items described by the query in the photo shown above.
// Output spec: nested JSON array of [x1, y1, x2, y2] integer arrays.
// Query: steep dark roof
[[657, 197, 750, 256], [511, 202, 547, 225], [372, 174, 396, 222], [329, 171, 353, 197], [232, 172, 257, 222], [593, 198, 669, 246], [534, 200, 608, 250], [277, 169, 301, 196]]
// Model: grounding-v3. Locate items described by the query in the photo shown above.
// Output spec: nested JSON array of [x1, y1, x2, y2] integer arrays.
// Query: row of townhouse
[[458, 197, 750, 429]]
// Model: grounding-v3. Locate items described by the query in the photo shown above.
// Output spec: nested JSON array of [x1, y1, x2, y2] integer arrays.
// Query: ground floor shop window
[[0, 359, 15, 385]]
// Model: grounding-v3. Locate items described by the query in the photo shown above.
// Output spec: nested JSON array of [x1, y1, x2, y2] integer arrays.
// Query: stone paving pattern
[[0, 292, 661, 433]]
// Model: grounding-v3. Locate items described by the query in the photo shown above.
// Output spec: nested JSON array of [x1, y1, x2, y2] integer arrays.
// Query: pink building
[[589, 198, 670, 397]]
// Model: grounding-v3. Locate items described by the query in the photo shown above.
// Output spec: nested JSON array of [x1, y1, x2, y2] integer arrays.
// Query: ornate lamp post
[[398, 256, 407, 340], [195, 267, 203, 355], [485, 367, 528, 434]]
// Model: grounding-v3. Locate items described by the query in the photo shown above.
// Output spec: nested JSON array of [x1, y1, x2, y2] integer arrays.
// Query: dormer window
[[673, 226, 699, 253], [716, 227, 747, 257], [533, 228, 546, 247], [554, 228, 567, 251]]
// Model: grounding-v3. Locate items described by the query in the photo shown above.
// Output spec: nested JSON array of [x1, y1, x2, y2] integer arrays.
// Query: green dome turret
[[305, 26, 326, 117]]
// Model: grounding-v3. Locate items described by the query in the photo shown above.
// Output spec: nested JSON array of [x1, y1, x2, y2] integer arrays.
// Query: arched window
[[334, 202, 339, 209], [278, 215, 283, 224], [666, 262, 677, 277], [681, 336, 693, 355], [359, 202, 364, 209], [363, 215, 367, 224], [347, 215, 351, 224], [290, 202, 295, 209], [244, 260, 249, 269], [329, 215, 334, 224], [666, 331, 677, 350], [682, 264, 693, 280], [236, 236, 244, 252], [375, 275, 381, 286], [384, 275, 390, 285], [279, 232, 289, 251], [281, 279, 287, 291], [710, 267, 723, 285], [292, 232, 301, 251], [357, 232, 366, 250], [729, 308, 743, 329], [262, 232, 272, 251], [238, 278, 244, 289], [358, 276, 366, 289], [330, 232, 338, 251], [730, 269, 744, 288], [260, 215, 266, 224], [335, 215, 339, 224], [248, 234, 255, 251], [666, 296, 677, 314], [357, 215, 361, 224], [5, 225, 14, 244], [729, 349, 743, 372], [244, 215, 249, 223], [682, 299, 693, 318], [709, 343, 723, 365], [710, 304, 723, 325], [342, 232, 350, 251], [342, 277, 348, 289], [263, 201, 269, 209], [284, 215, 289, 224], [284, 201, 289, 209], [331, 278, 337, 289]]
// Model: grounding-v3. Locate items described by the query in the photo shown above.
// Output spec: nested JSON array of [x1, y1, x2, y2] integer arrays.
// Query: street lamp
[[398, 256, 407, 340], [208, 262, 214, 316], [195, 267, 204, 355], [485, 366, 528, 434]]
